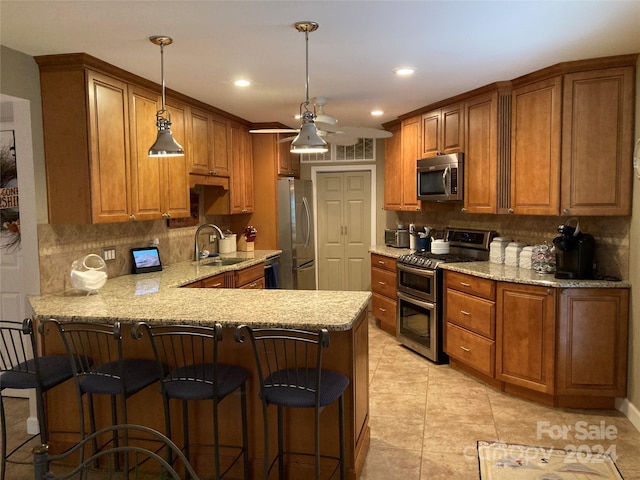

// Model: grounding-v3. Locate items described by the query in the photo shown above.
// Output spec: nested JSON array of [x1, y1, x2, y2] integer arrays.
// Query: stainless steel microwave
[[417, 153, 463, 202]]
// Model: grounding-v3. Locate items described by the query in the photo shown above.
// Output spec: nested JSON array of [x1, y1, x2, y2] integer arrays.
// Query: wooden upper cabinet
[[228, 122, 254, 214], [277, 134, 300, 178], [128, 86, 190, 221], [39, 66, 132, 224], [561, 67, 634, 216], [463, 92, 499, 214], [189, 107, 229, 177], [383, 123, 402, 210], [400, 116, 421, 211], [421, 103, 463, 157], [510, 76, 562, 215]]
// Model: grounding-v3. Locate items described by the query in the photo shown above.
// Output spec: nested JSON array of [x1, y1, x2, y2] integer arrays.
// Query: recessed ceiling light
[[393, 67, 416, 76], [371, 110, 384, 116], [234, 79, 251, 87]]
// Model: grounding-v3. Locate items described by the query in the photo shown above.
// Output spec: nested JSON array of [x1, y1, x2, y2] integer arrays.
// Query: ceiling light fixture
[[393, 67, 416, 76], [290, 21, 328, 154], [234, 79, 251, 87], [371, 110, 384, 116], [148, 35, 185, 157]]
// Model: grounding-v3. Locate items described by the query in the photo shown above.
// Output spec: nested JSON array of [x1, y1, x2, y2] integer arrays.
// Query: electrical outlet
[[209, 234, 216, 242], [102, 247, 116, 262]]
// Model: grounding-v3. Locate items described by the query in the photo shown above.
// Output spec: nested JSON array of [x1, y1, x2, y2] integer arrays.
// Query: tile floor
[[3, 317, 640, 479]]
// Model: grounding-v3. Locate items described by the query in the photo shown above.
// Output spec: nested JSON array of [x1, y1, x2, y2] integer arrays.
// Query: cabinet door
[[557, 288, 628, 397], [277, 134, 300, 177], [188, 107, 211, 175], [86, 71, 132, 223], [464, 93, 498, 213], [496, 282, 556, 393], [401, 116, 421, 211], [440, 103, 464, 154], [561, 67, 634, 216], [163, 99, 190, 219], [228, 122, 254, 214], [210, 115, 229, 176], [510, 77, 562, 215], [383, 124, 402, 210], [421, 110, 440, 157], [128, 85, 163, 221]]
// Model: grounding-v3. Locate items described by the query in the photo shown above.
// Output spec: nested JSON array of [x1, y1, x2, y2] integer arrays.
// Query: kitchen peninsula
[[28, 253, 371, 480]]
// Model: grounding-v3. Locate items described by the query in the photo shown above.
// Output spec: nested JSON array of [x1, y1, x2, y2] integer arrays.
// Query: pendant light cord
[[159, 40, 167, 115]]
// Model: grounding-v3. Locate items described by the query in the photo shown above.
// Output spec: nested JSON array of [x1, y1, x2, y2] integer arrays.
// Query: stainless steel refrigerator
[[277, 178, 316, 290]]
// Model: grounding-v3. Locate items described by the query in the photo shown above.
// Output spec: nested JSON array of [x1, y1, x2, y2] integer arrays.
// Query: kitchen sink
[[201, 257, 246, 267]]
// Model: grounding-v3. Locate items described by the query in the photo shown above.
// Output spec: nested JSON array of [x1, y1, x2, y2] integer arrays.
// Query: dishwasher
[[264, 255, 280, 289]]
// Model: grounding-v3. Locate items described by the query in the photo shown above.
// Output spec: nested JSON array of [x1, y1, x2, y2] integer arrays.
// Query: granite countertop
[[28, 250, 371, 331], [440, 262, 631, 288], [370, 246, 630, 288]]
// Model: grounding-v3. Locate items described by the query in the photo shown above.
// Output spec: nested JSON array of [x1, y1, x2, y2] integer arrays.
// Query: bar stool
[[234, 326, 349, 480], [40, 319, 161, 465], [0, 318, 74, 480], [131, 322, 250, 480]]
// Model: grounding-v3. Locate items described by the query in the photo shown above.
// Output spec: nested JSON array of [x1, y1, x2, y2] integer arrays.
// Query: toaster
[[385, 229, 410, 248]]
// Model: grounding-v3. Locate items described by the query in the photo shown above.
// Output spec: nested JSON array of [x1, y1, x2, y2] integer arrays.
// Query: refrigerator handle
[[302, 196, 311, 248]]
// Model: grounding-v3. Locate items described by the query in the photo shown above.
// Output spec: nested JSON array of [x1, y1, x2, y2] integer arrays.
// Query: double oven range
[[396, 228, 496, 363]]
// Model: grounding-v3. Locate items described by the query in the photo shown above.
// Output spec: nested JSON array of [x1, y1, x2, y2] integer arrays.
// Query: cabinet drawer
[[446, 289, 495, 339], [445, 271, 495, 300], [202, 274, 226, 288], [371, 267, 397, 299], [371, 254, 397, 273], [371, 293, 397, 330], [446, 323, 495, 377], [239, 277, 265, 289], [235, 263, 264, 287]]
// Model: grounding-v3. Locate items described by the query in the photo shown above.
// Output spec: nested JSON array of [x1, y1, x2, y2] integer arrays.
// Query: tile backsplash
[[38, 216, 229, 294]]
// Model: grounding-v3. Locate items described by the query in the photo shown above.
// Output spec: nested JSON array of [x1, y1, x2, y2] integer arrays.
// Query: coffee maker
[[552, 218, 595, 279]]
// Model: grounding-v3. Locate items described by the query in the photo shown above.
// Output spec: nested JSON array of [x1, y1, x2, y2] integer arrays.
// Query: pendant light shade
[[148, 35, 184, 157], [290, 21, 328, 154]]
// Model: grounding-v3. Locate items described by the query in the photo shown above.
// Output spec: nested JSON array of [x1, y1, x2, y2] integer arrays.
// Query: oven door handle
[[397, 263, 437, 278], [397, 291, 436, 310]]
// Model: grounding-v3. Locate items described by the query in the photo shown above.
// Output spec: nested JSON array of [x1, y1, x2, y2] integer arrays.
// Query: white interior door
[[316, 170, 371, 291], [1, 95, 41, 433]]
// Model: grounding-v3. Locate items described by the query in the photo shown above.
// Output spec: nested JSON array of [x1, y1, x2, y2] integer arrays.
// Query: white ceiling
[[1, 1, 639, 130]]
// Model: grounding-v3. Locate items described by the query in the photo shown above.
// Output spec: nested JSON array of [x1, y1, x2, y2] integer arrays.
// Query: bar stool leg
[[314, 406, 320, 480], [339, 394, 345, 480], [182, 400, 190, 474], [213, 396, 220, 480], [1, 395, 6, 480], [261, 402, 269, 480], [240, 384, 249, 480], [277, 405, 284, 480]]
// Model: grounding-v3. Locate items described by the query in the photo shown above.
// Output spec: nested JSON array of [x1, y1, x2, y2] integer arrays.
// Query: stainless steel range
[[396, 228, 496, 363]]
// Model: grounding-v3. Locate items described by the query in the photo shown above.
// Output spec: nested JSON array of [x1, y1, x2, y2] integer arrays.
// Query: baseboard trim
[[616, 397, 640, 433]]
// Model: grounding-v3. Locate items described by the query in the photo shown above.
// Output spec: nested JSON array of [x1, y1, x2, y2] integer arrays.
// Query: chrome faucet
[[194, 224, 225, 261]]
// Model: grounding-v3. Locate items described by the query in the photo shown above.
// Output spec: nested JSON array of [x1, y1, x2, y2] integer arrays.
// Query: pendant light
[[290, 22, 328, 154], [148, 35, 184, 157]]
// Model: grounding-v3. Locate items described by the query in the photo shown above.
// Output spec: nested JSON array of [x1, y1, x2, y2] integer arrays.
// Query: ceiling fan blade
[[249, 128, 299, 134], [338, 126, 393, 138], [276, 135, 297, 143], [315, 122, 341, 133], [326, 134, 359, 146]]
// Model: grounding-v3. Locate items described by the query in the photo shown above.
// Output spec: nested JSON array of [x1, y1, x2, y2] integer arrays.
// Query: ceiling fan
[[249, 22, 392, 148]]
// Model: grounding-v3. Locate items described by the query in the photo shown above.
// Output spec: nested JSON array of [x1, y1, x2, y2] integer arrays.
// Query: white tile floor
[[3, 317, 640, 479]]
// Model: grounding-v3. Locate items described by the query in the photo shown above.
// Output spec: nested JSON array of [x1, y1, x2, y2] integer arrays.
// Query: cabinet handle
[[460, 310, 470, 316], [460, 346, 470, 352], [508, 208, 514, 214], [562, 208, 570, 215], [547, 289, 553, 295], [461, 207, 467, 213], [129, 215, 136, 221], [460, 282, 471, 287], [248, 282, 257, 288], [209, 170, 217, 176], [378, 281, 386, 286], [377, 260, 386, 265], [378, 307, 386, 312], [211, 282, 222, 288]]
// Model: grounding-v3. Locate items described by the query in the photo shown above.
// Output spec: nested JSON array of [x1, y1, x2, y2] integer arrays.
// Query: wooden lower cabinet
[[444, 270, 629, 408], [235, 263, 265, 289], [556, 288, 629, 399], [370, 254, 397, 334], [496, 282, 556, 394]]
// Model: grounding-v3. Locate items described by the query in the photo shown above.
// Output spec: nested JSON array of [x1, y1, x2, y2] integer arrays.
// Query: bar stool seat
[[132, 322, 250, 480], [1, 318, 75, 480], [235, 325, 348, 480]]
